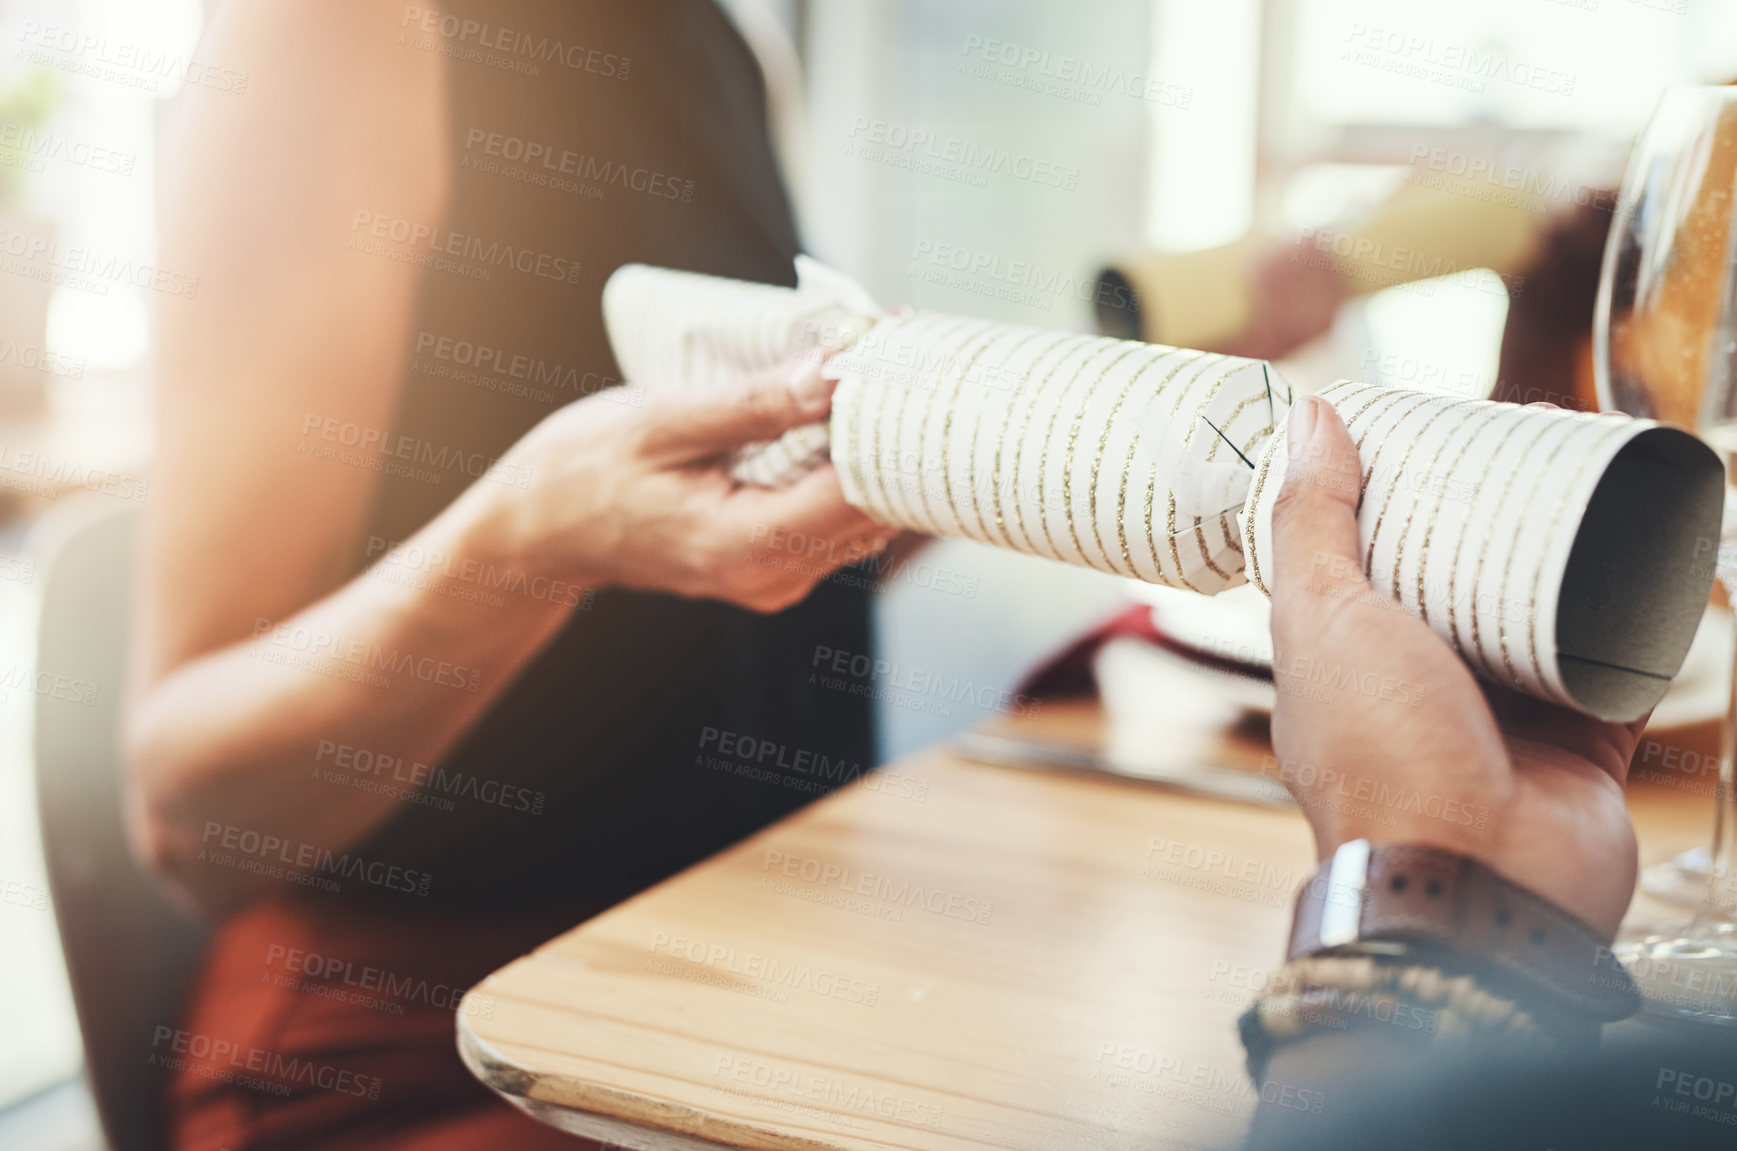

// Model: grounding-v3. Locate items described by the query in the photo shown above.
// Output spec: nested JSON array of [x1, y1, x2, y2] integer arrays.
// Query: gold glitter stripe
[[1222, 416, 1278, 556], [1160, 361, 1229, 593], [1373, 400, 1488, 600], [1491, 414, 1605, 688], [1326, 382, 1407, 520], [1153, 355, 1236, 590], [1219, 417, 1273, 560], [1322, 380, 1389, 434], [872, 315, 977, 527], [1056, 343, 1151, 569], [972, 331, 1076, 546], [855, 313, 904, 521], [1085, 349, 1187, 577], [832, 310, 888, 509], [916, 322, 1019, 534], [1337, 383, 1404, 452], [1352, 393, 1448, 574], [1198, 386, 1274, 565], [1134, 359, 1209, 584], [991, 333, 1097, 553], [1211, 402, 1285, 561], [1118, 351, 1211, 580], [855, 313, 931, 522], [1035, 341, 1145, 563], [1003, 336, 1115, 557], [1469, 412, 1591, 683], [882, 319, 979, 527], [1520, 418, 1636, 700], [1362, 397, 1482, 588], [910, 320, 1001, 532], [1410, 403, 1503, 624], [1443, 409, 1552, 662], [1242, 432, 1284, 596], [941, 326, 1052, 544], [1166, 360, 1250, 589]]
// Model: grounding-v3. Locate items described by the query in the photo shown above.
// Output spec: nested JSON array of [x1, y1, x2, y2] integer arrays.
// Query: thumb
[[638, 360, 834, 462], [1270, 395, 1368, 628]]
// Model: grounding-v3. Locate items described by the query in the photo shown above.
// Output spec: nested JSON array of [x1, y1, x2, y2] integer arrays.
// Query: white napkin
[[602, 257, 880, 486]]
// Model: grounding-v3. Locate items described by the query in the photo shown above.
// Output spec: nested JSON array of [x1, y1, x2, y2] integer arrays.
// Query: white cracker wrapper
[[1241, 380, 1723, 722], [601, 261, 1724, 720], [825, 314, 1285, 593], [602, 258, 877, 486]]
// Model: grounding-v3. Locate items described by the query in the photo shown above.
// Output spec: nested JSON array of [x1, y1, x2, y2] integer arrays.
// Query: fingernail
[[789, 362, 833, 415], [1287, 396, 1320, 461]]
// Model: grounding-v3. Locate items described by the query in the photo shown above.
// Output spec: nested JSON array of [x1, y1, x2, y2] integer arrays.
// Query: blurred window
[[0, 0, 203, 1111]]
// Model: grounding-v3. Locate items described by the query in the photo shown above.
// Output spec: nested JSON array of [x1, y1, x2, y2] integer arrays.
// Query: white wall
[[801, 0, 1152, 758]]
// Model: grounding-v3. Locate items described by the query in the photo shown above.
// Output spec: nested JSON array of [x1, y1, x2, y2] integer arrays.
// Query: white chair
[[32, 496, 207, 1151]]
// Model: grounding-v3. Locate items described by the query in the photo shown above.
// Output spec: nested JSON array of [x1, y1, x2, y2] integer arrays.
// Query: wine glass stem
[[1710, 597, 1737, 922]]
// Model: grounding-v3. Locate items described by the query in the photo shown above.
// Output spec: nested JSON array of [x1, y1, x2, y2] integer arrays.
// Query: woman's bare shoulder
[[192, 0, 448, 138], [144, 0, 452, 674]]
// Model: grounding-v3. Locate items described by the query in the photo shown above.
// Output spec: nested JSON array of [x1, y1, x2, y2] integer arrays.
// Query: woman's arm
[[128, 0, 889, 914], [129, 0, 478, 912]]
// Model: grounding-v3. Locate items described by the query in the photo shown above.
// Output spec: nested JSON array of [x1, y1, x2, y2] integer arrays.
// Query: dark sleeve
[[1242, 1026, 1737, 1151]]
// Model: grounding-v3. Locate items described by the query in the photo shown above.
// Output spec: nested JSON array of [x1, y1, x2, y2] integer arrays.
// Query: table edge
[[455, 1003, 850, 1151]]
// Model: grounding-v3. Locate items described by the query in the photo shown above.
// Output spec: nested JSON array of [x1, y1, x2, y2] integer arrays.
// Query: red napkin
[[1018, 602, 1275, 699]]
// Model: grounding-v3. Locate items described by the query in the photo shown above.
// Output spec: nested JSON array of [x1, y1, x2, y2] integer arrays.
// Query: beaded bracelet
[[1238, 955, 1574, 1085]]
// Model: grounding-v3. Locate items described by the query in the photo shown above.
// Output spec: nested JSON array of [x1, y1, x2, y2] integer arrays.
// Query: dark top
[[346, 0, 873, 909]]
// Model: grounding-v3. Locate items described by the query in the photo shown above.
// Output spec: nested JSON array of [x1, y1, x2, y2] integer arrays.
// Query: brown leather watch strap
[[1287, 841, 1639, 1023]]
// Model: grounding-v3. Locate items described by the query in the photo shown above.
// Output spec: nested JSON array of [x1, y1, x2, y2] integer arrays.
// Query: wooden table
[[456, 697, 1715, 1151]]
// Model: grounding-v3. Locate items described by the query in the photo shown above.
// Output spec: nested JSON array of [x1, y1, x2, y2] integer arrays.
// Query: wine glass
[[1595, 84, 1737, 1024]]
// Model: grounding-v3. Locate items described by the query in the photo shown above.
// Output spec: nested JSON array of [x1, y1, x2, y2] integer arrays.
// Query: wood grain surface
[[458, 697, 1717, 1151]]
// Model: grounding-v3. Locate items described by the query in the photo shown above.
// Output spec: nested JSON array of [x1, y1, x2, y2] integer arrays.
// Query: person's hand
[[1267, 395, 1641, 939], [477, 360, 897, 613], [1220, 242, 1349, 362]]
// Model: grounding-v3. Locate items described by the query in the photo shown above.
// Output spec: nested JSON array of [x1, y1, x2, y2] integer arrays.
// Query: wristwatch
[[1287, 840, 1640, 1023]]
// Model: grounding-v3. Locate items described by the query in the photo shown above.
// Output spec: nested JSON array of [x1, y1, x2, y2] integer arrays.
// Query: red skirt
[[166, 896, 603, 1150]]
